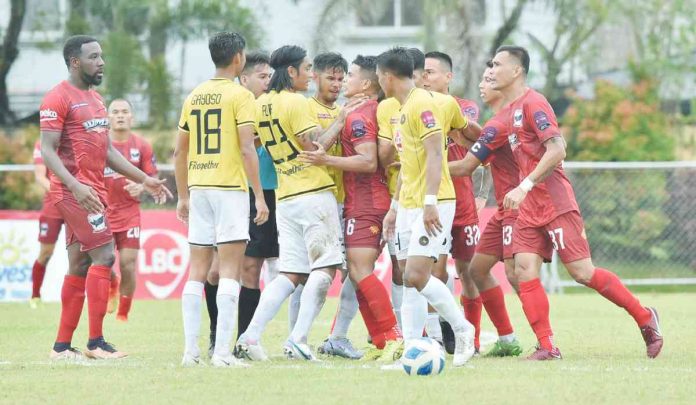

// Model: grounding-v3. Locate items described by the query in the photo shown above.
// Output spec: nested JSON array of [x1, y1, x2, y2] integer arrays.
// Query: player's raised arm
[[296, 96, 366, 151], [448, 151, 482, 177]]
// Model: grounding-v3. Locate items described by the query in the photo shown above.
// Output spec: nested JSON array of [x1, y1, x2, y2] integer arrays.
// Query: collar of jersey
[[312, 97, 338, 110]]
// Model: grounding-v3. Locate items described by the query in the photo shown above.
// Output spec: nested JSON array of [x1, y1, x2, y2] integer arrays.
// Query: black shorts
[[245, 189, 279, 258]]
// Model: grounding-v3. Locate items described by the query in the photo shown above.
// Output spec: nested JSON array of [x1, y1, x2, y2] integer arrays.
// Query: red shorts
[[37, 216, 64, 244], [476, 214, 516, 260], [513, 210, 590, 263], [113, 226, 141, 250], [450, 223, 480, 262], [344, 211, 387, 250], [55, 196, 113, 252]]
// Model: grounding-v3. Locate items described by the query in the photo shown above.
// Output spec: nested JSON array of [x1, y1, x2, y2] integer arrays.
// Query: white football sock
[[330, 278, 358, 340], [262, 257, 280, 286], [425, 312, 443, 341], [288, 284, 303, 333], [182, 281, 204, 356], [391, 281, 403, 331], [290, 271, 333, 344], [420, 276, 473, 334], [242, 274, 295, 343], [446, 267, 455, 293], [401, 287, 428, 340], [213, 278, 240, 357]]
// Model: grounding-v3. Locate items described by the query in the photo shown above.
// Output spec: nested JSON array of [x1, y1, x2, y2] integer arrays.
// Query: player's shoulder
[[42, 81, 70, 103], [454, 96, 479, 114], [377, 97, 400, 117], [129, 132, 152, 147], [523, 88, 551, 107]]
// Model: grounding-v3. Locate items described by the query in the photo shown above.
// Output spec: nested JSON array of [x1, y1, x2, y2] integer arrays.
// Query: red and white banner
[[0, 208, 511, 302]]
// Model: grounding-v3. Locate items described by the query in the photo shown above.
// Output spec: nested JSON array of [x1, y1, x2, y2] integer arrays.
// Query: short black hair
[[425, 51, 453, 72], [242, 51, 270, 74], [208, 31, 246, 68], [63, 35, 98, 68], [407, 48, 425, 71], [496, 45, 530, 75], [376, 47, 414, 79], [268, 45, 307, 92], [313, 52, 348, 74], [352, 55, 379, 89]]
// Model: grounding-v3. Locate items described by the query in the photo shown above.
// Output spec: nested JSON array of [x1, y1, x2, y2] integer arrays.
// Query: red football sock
[[358, 274, 400, 346], [55, 275, 86, 344], [117, 295, 133, 319], [31, 260, 47, 299], [518, 278, 554, 351], [356, 287, 383, 348], [480, 285, 514, 336], [109, 275, 120, 298], [461, 295, 483, 349], [86, 265, 111, 339], [588, 268, 651, 327]]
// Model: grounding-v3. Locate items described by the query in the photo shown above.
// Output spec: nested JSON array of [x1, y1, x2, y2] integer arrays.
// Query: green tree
[[0, 0, 27, 125]]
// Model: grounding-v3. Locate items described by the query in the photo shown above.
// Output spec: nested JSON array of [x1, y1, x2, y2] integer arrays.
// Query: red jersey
[[39, 81, 110, 204], [32, 140, 62, 219], [473, 89, 578, 227], [341, 100, 390, 216], [105, 133, 158, 231], [448, 97, 479, 226], [468, 107, 520, 220]]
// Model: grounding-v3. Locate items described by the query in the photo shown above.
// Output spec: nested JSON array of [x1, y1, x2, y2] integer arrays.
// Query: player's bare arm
[[423, 132, 444, 236], [382, 171, 402, 242], [106, 139, 171, 204], [460, 120, 482, 142], [33, 163, 51, 192], [173, 129, 190, 223], [503, 135, 566, 210], [239, 124, 269, 225], [40, 130, 104, 214], [296, 96, 367, 151], [377, 136, 397, 168], [474, 165, 492, 212], [449, 152, 481, 177], [299, 141, 377, 173]]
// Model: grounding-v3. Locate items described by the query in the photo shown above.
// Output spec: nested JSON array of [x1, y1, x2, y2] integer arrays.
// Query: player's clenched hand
[[382, 208, 397, 242], [124, 179, 144, 198], [71, 182, 104, 214], [423, 205, 442, 237], [298, 142, 328, 165], [176, 198, 189, 224], [503, 187, 527, 210], [253, 197, 269, 225], [143, 177, 173, 204]]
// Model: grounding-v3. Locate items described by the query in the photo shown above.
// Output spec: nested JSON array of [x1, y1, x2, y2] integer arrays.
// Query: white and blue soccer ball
[[401, 337, 446, 376]]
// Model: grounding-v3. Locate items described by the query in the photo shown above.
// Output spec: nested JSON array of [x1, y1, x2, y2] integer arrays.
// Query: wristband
[[424, 194, 437, 206], [520, 177, 534, 192], [390, 199, 399, 211]]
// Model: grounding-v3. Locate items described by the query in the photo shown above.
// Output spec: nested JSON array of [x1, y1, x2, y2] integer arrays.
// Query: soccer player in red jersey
[[449, 65, 523, 357], [40, 35, 171, 360], [30, 140, 64, 308], [104, 98, 158, 322], [300, 55, 402, 360], [423, 51, 490, 354], [472, 46, 662, 359]]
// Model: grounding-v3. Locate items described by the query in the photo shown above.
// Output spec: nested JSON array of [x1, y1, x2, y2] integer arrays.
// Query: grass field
[[1, 293, 695, 404]]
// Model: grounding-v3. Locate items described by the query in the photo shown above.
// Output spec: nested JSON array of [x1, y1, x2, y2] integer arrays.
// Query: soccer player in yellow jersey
[[236, 45, 364, 361], [175, 32, 269, 367], [377, 47, 475, 367]]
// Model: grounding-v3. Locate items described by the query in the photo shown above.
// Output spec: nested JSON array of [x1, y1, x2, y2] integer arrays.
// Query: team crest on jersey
[[87, 213, 107, 233], [513, 109, 523, 128], [463, 106, 478, 120], [130, 148, 141, 161], [534, 111, 551, 131], [508, 133, 519, 150], [351, 120, 366, 138], [420, 111, 436, 128], [400, 114, 406, 124]]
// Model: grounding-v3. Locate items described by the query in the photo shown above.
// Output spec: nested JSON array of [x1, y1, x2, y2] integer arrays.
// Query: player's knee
[[405, 271, 427, 290], [38, 251, 53, 265], [567, 265, 593, 285]]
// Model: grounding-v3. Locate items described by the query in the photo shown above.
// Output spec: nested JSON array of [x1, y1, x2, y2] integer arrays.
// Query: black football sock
[[237, 286, 261, 339], [204, 281, 219, 336]]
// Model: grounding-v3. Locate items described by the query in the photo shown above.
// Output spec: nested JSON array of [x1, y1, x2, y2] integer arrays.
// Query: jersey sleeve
[[458, 100, 480, 123], [448, 97, 468, 130], [412, 99, 442, 140], [348, 112, 378, 146], [33, 140, 43, 165], [376, 102, 393, 141], [140, 138, 158, 176], [235, 89, 256, 128], [469, 118, 508, 164], [290, 96, 319, 137], [177, 95, 191, 132], [525, 96, 560, 143], [39, 90, 68, 133]]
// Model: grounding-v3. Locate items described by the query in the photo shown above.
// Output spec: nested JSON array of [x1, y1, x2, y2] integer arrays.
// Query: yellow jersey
[[392, 88, 466, 208], [256, 90, 335, 201], [307, 97, 344, 203], [178, 78, 256, 190], [376, 97, 401, 197]]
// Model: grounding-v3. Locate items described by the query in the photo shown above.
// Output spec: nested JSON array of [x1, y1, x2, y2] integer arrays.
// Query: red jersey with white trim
[[104, 133, 158, 231], [39, 80, 110, 203], [33, 140, 62, 219], [448, 97, 479, 226], [342, 100, 390, 216]]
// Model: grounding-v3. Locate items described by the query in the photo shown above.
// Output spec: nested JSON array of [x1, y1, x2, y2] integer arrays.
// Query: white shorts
[[277, 191, 343, 274], [188, 189, 250, 246], [395, 202, 455, 261]]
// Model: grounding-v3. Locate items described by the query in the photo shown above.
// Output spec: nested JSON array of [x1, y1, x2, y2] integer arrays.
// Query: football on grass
[[401, 337, 445, 376]]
